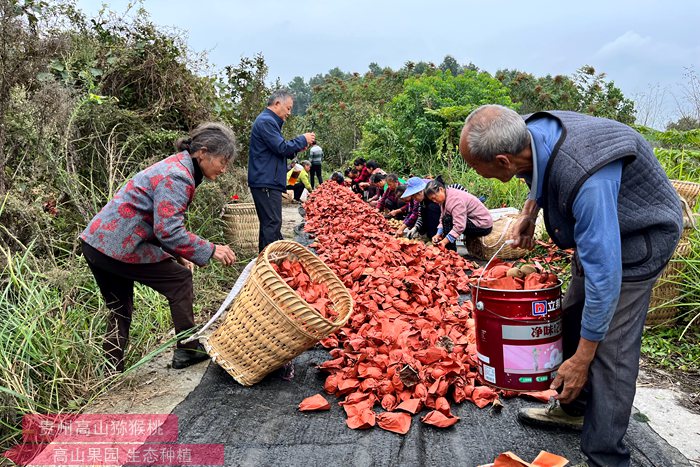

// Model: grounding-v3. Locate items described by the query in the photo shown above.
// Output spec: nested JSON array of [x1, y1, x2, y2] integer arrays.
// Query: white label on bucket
[[477, 351, 490, 364], [483, 364, 496, 384], [501, 321, 562, 341]]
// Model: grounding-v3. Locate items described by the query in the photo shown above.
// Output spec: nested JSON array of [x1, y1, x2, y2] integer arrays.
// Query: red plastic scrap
[[421, 410, 460, 428], [376, 412, 412, 435], [298, 394, 331, 412]]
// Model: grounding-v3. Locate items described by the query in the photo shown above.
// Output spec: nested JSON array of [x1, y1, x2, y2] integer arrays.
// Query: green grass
[[642, 326, 700, 373]]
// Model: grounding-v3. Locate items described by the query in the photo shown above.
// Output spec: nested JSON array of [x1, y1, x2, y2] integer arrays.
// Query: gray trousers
[[561, 256, 659, 467]]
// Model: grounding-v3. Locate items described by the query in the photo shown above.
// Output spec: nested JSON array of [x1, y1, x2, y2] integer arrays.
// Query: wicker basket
[[647, 239, 692, 326], [203, 240, 353, 386], [222, 203, 259, 255], [464, 214, 530, 260], [672, 180, 700, 209]]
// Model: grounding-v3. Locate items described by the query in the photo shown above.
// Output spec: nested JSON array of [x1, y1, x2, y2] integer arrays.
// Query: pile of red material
[[471, 260, 559, 291], [271, 259, 338, 320], [300, 182, 555, 433]]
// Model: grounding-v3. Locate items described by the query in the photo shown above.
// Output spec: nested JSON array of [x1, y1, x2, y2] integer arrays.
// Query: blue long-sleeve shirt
[[248, 109, 307, 191], [523, 117, 622, 342]]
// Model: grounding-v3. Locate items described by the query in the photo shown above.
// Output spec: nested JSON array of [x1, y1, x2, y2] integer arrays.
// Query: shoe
[[276, 361, 295, 381], [171, 343, 210, 369], [517, 405, 584, 431]]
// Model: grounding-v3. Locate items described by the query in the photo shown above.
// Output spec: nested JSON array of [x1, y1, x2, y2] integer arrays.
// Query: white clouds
[[594, 30, 699, 66]]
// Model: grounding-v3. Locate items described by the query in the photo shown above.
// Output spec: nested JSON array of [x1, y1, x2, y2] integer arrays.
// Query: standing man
[[309, 141, 323, 187], [459, 105, 682, 467], [248, 89, 315, 252]]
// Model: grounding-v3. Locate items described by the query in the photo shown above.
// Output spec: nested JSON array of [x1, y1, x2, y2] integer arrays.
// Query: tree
[[287, 76, 311, 115], [0, 0, 56, 194], [666, 116, 700, 131], [439, 55, 461, 76], [219, 53, 271, 160], [496, 65, 636, 124], [359, 70, 515, 173]]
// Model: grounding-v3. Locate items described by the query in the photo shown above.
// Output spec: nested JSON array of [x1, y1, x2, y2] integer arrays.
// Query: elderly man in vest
[[459, 105, 682, 467]]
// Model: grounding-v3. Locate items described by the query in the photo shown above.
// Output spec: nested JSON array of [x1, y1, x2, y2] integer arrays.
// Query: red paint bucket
[[471, 281, 563, 392]]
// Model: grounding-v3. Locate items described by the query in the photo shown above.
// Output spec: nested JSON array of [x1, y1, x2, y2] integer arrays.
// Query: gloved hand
[[405, 226, 419, 239]]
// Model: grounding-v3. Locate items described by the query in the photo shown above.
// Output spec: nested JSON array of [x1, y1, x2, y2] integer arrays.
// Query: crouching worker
[[377, 174, 405, 216], [330, 171, 345, 185], [80, 123, 238, 372], [286, 160, 312, 203], [395, 177, 428, 238], [459, 105, 682, 467], [425, 179, 492, 250]]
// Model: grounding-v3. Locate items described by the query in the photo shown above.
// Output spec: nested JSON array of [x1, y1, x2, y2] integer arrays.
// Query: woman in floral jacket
[[80, 122, 238, 372]]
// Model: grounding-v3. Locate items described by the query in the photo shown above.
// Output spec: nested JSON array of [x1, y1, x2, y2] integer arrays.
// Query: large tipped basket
[[204, 240, 353, 386], [464, 214, 530, 260], [222, 203, 259, 255]]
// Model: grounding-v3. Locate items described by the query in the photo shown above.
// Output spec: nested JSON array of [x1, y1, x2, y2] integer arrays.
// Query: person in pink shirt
[[424, 179, 492, 250]]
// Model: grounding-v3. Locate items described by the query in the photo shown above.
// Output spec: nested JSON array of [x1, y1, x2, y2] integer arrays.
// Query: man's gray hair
[[267, 88, 294, 106], [300, 160, 311, 167], [463, 105, 529, 162]]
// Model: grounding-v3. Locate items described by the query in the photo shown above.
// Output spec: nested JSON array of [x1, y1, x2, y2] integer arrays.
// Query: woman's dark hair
[[395, 184, 407, 197], [370, 173, 386, 184], [176, 122, 238, 162], [424, 178, 445, 198], [343, 167, 353, 177], [353, 157, 366, 166], [366, 160, 379, 170], [386, 173, 399, 183], [330, 172, 345, 184]]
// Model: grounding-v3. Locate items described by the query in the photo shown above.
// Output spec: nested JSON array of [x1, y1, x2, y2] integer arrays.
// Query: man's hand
[[389, 208, 401, 217], [511, 215, 537, 250], [511, 199, 539, 249], [551, 338, 598, 403], [303, 132, 316, 146], [405, 226, 419, 239], [177, 256, 195, 272], [395, 225, 406, 237], [432, 233, 444, 244], [438, 238, 450, 248], [212, 244, 236, 266]]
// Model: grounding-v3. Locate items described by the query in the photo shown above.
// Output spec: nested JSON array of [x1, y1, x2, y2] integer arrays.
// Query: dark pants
[[310, 164, 322, 188], [81, 241, 197, 372], [420, 200, 442, 239], [441, 214, 493, 250], [250, 187, 283, 252], [286, 183, 305, 201], [561, 255, 659, 467]]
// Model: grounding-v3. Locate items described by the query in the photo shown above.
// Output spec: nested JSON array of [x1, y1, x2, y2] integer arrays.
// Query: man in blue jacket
[[459, 105, 682, 467], [248, 89, 315, 252]]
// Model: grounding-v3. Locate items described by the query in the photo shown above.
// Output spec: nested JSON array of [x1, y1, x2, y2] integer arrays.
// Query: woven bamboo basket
[[464, 214, 530, 260], [647, 239, 692, 326], [672, 180, 700, 209], [204, 240, 353, 386], [222, 203, 259, 255]]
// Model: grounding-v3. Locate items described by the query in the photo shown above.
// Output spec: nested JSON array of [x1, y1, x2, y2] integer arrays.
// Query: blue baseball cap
[[401, 177, 427, 199]]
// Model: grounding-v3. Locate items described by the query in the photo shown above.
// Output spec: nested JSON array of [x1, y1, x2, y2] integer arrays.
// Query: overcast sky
[[75, 0, 700, 128]]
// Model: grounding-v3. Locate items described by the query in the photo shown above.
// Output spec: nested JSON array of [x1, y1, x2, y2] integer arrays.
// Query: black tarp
[[170, 350, 689, 467]]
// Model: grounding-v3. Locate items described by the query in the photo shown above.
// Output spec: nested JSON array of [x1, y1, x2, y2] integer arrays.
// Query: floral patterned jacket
[[80, 152, 215, 266]]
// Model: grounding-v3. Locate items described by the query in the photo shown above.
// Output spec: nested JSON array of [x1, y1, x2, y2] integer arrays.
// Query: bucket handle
[[474, 239, 514, 312], [477, 303, 559, 324]]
